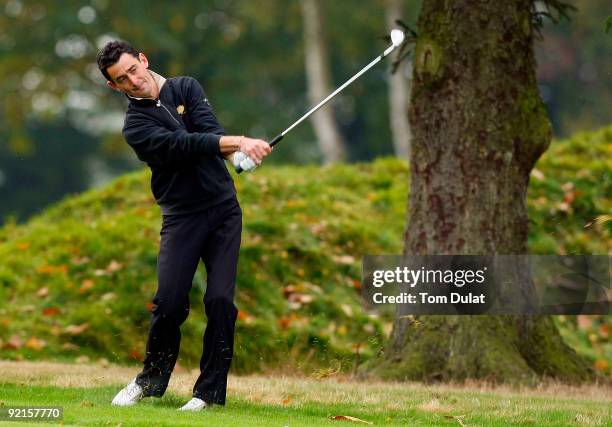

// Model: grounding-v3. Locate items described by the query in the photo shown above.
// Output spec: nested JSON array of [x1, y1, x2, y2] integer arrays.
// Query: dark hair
[[96, 40, 139, 82]]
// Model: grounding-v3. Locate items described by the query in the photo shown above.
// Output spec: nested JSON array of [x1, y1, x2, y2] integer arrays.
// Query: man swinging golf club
[[96, 40, 271, 411], [97, 26, 406, 411]]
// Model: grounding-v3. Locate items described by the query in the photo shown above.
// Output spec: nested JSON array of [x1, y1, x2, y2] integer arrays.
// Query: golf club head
[[390, 29, 405, 47]]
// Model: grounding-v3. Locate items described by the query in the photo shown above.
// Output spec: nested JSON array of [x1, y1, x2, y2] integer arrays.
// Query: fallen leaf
[[237, 310, 256, 324], [101, 292, 116, 301], [599, 324, 609, 339], [133, 207, 148, 217], [79, 280, 95, 292], [332, 255, 356, 265], [17, 242, 30, 251], [36, 287, 49, 298], [530, 168, 544, 181], [71, 256, 91, 266], [6, 335, 23, 349], [285, 199, 305, 208], [107, 260, 123, 273], [64, 323, 90, 335], [289, 294, 314, 304], [282, 395, 293, 405], [310, 222, 326, 235], [330, 415, 373, 424], [42, 307, 60, 316], [36, 264, 68, 274], [62, 343, 80, 351], [576, 315, 592, 330], [340, 304, 353, 317], [129, 350, 143, 362], [557, 201, 571, 212], [25, 337, 46, 351], [283, 284, 298, 298], [278, 315, 294, 330], [594, 359, 608, 372], [561, 182, 574, 192]]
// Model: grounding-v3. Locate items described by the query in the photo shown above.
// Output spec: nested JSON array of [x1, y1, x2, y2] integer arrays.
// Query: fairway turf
[[0, 362, 609, 426]]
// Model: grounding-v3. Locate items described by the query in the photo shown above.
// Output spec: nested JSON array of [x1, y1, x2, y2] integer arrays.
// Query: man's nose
[[128, 75, 139, 86]]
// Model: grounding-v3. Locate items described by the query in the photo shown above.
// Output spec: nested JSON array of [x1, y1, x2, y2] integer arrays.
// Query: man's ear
[[106, 80, 120, 91], [139, 52, 149, 69]]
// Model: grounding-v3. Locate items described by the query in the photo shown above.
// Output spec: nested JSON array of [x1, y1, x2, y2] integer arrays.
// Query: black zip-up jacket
[[123, 74, 235, 215]]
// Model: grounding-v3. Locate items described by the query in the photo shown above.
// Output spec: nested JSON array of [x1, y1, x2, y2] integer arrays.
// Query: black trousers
[[135, 196, 241, 405]]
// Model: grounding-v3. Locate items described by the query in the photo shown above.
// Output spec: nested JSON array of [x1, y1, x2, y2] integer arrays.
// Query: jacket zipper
[[156, 99, 181, 127]]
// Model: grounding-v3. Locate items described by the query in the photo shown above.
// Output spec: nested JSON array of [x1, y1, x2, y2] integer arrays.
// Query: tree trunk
[[300, 0, 347, 163], [369, 0, 594, 383], [385, 0, 412, 160]]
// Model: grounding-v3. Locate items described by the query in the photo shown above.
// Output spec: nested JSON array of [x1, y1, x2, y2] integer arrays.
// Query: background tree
[[300, 0, 347, 162], [385, 0, 412, 160], [370, 0, 594, 383]]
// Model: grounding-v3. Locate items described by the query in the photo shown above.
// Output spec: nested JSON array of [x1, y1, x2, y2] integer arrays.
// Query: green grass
[[0, 126, 609, 376], [2, 383, 353, 427], [1, 377, 609, 427]]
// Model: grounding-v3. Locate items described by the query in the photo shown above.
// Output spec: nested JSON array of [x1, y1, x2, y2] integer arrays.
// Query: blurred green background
[[0, 0, 609, 224]]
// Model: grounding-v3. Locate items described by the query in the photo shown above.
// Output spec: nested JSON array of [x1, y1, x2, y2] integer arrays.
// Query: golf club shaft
[[236, 42, 397, 173], [280, 42, 396, 139]]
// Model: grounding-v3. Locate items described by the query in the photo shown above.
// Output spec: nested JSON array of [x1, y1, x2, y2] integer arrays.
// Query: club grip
[[269, 134, 284, 147]]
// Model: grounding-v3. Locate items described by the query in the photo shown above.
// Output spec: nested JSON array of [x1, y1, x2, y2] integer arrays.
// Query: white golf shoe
[[111, 378, 143, 406], [178, 397, 209, 411]]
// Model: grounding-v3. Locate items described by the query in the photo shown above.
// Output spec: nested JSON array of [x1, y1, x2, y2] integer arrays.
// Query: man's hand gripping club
[[220, 136, 272, 173]]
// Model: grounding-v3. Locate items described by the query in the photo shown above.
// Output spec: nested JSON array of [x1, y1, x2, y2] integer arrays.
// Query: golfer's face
[[107, 53, 153, 98]]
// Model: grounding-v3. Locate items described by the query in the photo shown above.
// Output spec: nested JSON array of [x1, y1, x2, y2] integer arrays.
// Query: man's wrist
[[219, 135, 244, 154]]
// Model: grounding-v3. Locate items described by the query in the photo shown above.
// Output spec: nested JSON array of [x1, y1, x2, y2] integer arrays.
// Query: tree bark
[[300, 0, 347, 163], [385, 0, 412, 160], [369, 0, 593, 383]]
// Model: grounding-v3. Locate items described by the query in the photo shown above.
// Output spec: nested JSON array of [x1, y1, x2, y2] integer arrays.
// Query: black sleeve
[[183, 77, 226, 136], [123, 115, 221, 167]]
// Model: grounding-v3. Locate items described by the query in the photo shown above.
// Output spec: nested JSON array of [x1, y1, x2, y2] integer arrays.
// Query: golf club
[[236, 28, 406, 173]]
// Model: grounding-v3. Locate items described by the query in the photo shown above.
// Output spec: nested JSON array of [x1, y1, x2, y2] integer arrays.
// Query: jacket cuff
[[199, 133, 222, 156], [210, 133, 222, 156]]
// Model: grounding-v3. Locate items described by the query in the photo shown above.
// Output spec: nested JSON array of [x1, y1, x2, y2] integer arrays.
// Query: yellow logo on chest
[[177, 105, 185, 115]]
